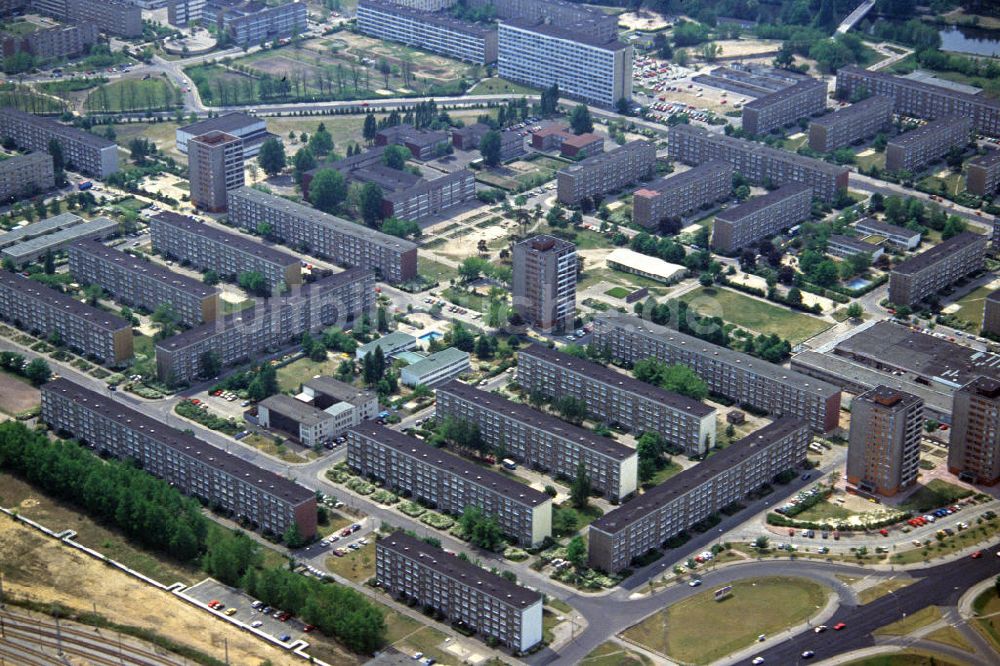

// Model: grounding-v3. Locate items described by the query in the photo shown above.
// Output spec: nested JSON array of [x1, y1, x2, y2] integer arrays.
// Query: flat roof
[[151, 211, 299, 267], [0, 107, 116, 150], [591, 416, 807, 535], [42, 378, 314, 504], [190, 131, 241, 147], [597, 313, 841, 399], [987, 289, 1000, 304], [961, 375, 1000, 399], [828, 234, 879, 254], [380, 531, 542, 608], [2, 217, 117, 260], [606, 247, 687, 281], [810, 95, 893, 127], [500, 18, 629, 50], [260, 393, 332, 427], [715, 183, 812, 222], [856, 385, 923, 411], [437, 380, 636, 462], [71, 239, 218, 298], [562, 133, 602, 148], [970, 149, 1000, 168], [855, 217, 920, 240], [384, 170, 473, 203], [838, 66, 1000, 110], [402, 347, 468, 378], [228, 186, 417, 253], [887, 115, 969, 148], [560, 140, 653, 175], [0, 270, 129, 332], [178, 112, 265, 137], [519, 343, 714, 417], [635, 161, 732, 197], [515, 233, 576, 254], [357, 331, 417, 357], [891, 231, 985, 275], [350, 422, 551, 507], [744, 77, 825, 110], [303, 376, 375, 406], [0, 212, 82, 248]]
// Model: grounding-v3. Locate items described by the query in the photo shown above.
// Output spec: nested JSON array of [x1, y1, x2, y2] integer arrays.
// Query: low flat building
[[348, 423, 552, 546], [808, 95, 894, 153], [399, 347, 470, 387], [854, 217, 921, 251], [531, 125, 572, 151], [176, 112, 273, 157], [0, 212, 82, 250], [357, 0, 498, 64], [742, 77, 827, 136], [0, 107, 118, 179], [435, 380, 638, 502], [300, 375, 378, 422], [556, 140, 656, 205], [846, 386, 923, 496], [257, 394, 338, 447], [827, 234, 884, 261], [451, 123, 524, 161], [0, 271, 132, 363], [1, 216, 117, 267], [516, 344, 717, 455], [888, 232, 987, 307], [356, 331, 418, 360], [588, 416, 810, 573], [560, 133, 603, 159], [885, 116, 972, 173], [374, 124, 451, 160], [376, 532, 542, 652], [967, 149, 1000, 198], [605, 248, 687, 284], [632, 161, 733, 229], [711, 183, 813, 254], [0, 151, 54, 203], [41, 378, 317, 539]]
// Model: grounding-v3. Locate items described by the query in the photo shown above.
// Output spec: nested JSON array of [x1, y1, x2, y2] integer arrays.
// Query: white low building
[[400, 347, 471, 387], [606, 248, 687, 284]]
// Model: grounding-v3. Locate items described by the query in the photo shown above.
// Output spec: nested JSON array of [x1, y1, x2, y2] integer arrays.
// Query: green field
[[467, 77, 540, 95], [84, 77, 181, 113], [918, 171, 964, 198], [972, 587, 1000, 655], [605, 286, 631, 299], [622, 577, 829, 664], [0, 84, 66, 114], [582, 642, 651, 666], [873, 606, 943, 637], [0, 20, 39, 37], [855, 149, 886, 172], [950, 283, 995, 332], [419, 256, 459, 285], [843, 651, 966, 666], [898, 479, 973, 514], [276, 355, 348, 392], [680, 286, 832, 345]]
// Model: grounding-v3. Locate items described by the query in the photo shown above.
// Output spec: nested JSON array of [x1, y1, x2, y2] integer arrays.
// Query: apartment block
[[983, 290, 1000, 337], [0, 22, 98, 60], [836, 65, 1000, 138], [469, 0, 618, 41], [967, 149, 1000, 197], [808, 95, 894, 153], [888, 231, 987, 307], [885, 116, 971, 173], [202, 0, 307, 47], [41, 378, 317, 539], [385, 0, 456, 10], [556, 140, 656, 205], [34, 0, 142, 37], [1, 216, 117, 267], [0, 107, 118, 179], [168, 0, 208, 26], [516, 344, 717, 455], [497, 19, 632, 108], [227, 186, 418, 283], [0, 271, 132, 363], [357, 0, 498, 64], [189, 131, 245, 213], [0, 151, 54, 203], [377, 532, 543, 652], [512, 234, 576, 332], [632, 161, 732, 229], [855, 217, 921, 250], [379, 168, 476, 221], [176, 112, 273, 157], [741, 77, 827, 136], [588, 416, 810, 573], [300, 375, 378, 422], [593, 313, 842, 432], [846, 386, 923, 496], [949, 376, 1000, 485], [155, 268, 374, 384], [68, 239, 219, 327], [347, 424, 552, 546], [711, 183, 813, 254], [669, 124, 848, 202], [435, 380, 638, 502], [826, 234, 884, 262], [560, 133, 604, 159], [150, 212, 300, 291]]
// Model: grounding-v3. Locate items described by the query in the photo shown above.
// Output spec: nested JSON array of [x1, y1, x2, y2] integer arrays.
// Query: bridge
[[837, 0, 877, 34]]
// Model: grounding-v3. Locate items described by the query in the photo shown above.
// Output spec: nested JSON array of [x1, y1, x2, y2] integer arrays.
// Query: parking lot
[[182, 579, 312, 645]]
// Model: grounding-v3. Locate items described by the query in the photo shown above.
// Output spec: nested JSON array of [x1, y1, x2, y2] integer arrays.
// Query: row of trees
[[0, 351, 51, 386]]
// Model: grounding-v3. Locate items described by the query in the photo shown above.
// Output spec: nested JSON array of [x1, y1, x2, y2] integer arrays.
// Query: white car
[[752, 659, 765, 665], [688, 579, 702, 587], [251, 620, 263, 628]]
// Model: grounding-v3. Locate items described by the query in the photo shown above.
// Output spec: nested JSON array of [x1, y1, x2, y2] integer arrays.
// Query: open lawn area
[[792, 500, 856, 523], [680, 286, 832, 345], [873, 606, 942, 637], [582, 641, 651, 666], [325, 540, 376, 582], [897, 480, 973, 514], [605, 286, 631, 299], [918, 171, 964, 198], [855, 149, 885, 172], [621, 576, 829, 664], [276, 354, 349, 392], [381, 608, 457, 665], [467, 78, 539, 95], [858, 578, 914, 605], [0, 370, 39, 416], [84, 77, 181, 113], [843, 651, 966, 666], [949, 283, 994, 332], [972, 587, 1000, 655], [110, 120, 182, 156], [419, 256, 459, 285]]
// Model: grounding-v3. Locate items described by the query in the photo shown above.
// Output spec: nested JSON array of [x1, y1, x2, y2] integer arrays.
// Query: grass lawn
[[419, 256, 459, 285], [582, 641, 651, 666], [84, 77, 180, 113], [467, 77, 540, 95], [605, 286, 632, 299], [693, 214, 714, 231], [382, 609, 456, 665], [873, 606, 942, 636], [442, 286, 488, 312], [548, 598, 573, 614], [110, 120, 182, 155], [241, 433, 311, 463], [0, 20, 39, 36], [843, 651, 966, 666], [645, 460, 683, 487], [621, 576, 829, 664], [265, 115, 367, 149], [316, 510, 353, 538], [950, 283, 994, 332], [918, 171, 964, 199], [792, 500, 856, 523], [923, 626, 973, 652], [679, 286, 832, 345], [855, 149, 885, 172], [972, 587, 1000, 654], [898, 480, 973, 514], [276, 355, 345, 392], [781, 134, 808, 151], [0, 84, 66, 114], [325, 541, 376, 582], [858, 578, 914, 605]]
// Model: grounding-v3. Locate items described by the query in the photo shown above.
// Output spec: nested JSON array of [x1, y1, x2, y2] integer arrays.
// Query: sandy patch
[[681, 223, 703, 235], [936, 168, 952, 178], [618, 11, 671, 32], [788, 132, 806, 140], [857, 148, 876, 157], [0, 372, 39, 415], [941, 303, 962, 314], [374, 88, 393, 95], [606, 201, 625, 212], [710, 39, 783, 59], [731, 272, 768, 292]]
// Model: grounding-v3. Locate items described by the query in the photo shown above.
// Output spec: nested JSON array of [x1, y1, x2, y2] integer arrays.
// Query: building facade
[[202, 0, 307, 47], [588, 417, 810, 573], [257, 394, 339, 447], [593, 313, 842, 432], [188, 131, 245, 213], [983, 290, 1000, 338], [826, 234, 884, 262], [376, 532, 543, 652], [885, 116, 971, 173], [668, 124, 848, 202], [516, 344, 716, 455], [632, 161, 732, 229], [0, 270, 132, 363], [176, 112, 273, 157], [381, 169, 476, 221], [711, 183, 813, 254], [300, 376, 378, 422], [0, 151, 54, 203], [967, 150, 1000, 197], [34, 0, 142, 37], [0, 22, 98, 60], [469, 0, 618, 40], [854, 217, 921, 250], [949, 376, 1000, 485], [227, 186, 418, 283], [808, 95, 894, 153], [399, 347, 470, 387], [357, 0, 498, 64], [512, 234, 576, 332], [435, 379, 639, 502], [0, 107, 118, 178], [846, 386, 923, 496], [888, 232, 987, 307], [556, 139, 655, 205], [741, 77, 827, 136], [347, 423, 552, 546], [69, 239, 220, 327], [168, 0, 208, 26], [41, 378, 317, 538]]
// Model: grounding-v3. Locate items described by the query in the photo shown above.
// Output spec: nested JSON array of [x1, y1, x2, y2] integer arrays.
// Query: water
[[845, 277, 872, 291], [419, 331, 442, 342], [939, 25, 1000, 57]]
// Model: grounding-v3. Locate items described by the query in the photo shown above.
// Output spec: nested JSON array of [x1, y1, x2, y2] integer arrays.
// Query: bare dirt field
[[619, 10, 672, 32], [712, 39, 783, 58], [0, 371, 39, 415]]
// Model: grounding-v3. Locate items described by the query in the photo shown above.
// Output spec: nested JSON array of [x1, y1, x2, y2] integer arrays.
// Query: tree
[[257, 137, 287, 176], [569, 104, 593, 135], [846, 302, 863, 320], [380, 217, 420, 239], [283, 523, 305, 548], [754, 535, 770, 551], [566, 536, 586, 569], [661, 365, 708, 400], [151, 303, 179, 340], [359, 182, 384, 226], [202, 529, 261, 586], [362, 112, 378, 144], [786, 287, 803, 307], [458, 256, 488, 282], [293, 146, 316, 186], [309, 168, 347, 213], [203, 270, 220, 285], [552, 507, 578, 536], [308, 123, 333, 156], [774, 42, 795, 69], [554, 395, 587, 425], [382, 144, 411, 170], [47, 138, 64, 172], [43, 250, 55, 275], [636, 432, 668, 483], [237, 271, 269, 297], [540, 83, 559, 116], [460, 506, 504, 551], [479, 130, 502, 167], [24, 357, 51, 385], [570, 462, 591, 509], [199, 351, 222, 378]]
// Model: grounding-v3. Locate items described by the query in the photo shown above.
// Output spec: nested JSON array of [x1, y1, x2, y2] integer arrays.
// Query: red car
[[879, 529, 889, 537], [340, 528, 352, 537], [833, 623, 847, 631], [972, 550, 984, 559], [208, 600, 220, 609], [303, 624, 316, 633]]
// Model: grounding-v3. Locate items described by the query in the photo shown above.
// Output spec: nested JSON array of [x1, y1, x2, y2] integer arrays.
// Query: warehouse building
[[0, 107, 118, 178], [888, 232, 987, 307], [556, 140, 656, 205], [885, 116, 971, 173], [632, 161, 733, 228], [741, 77, 827, 136], [711, 183, 813, 254], [0, 212, 82, 250], [808, 95, 894, 153], [605, 248, 687, 284]]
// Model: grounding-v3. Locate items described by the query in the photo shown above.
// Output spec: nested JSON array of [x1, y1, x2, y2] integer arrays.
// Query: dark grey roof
[[960, 375, 1000, 399], [590, 416, 808, 535], [519, 343, 714, 417], [744, 77, 825, 110], [360, 0, 495, 36], [0, 107, 115, 150], [855, 385, 923, 412], [304, 376, 375, 406], [0, 270, 129, 331], [383, 170, 474, 203], [891, 232, 985, 275], [179, 112, 264, 136], [855, 217, 920, 240], [888, 115, 969, 148], [259, 394, 332, 427], [636, 161, 732, 196], [828, 234, 878, 254], [71, 239, 218, 298], [809, 95, 893, 127], [436, 379, 637, 462], [838, 65, 1000, 111], [380, 531, 542, 608], [500, 17, 628, 50], [514, 233, 575, 255], [42, 378, 314, 504], [560, 140, 652, 175], [715, 183, 812, 222], [151, 211, 299, 267], [970, 149, 1000, 168], [0, 212, 82, 248], [350, 422, 551, 507]]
